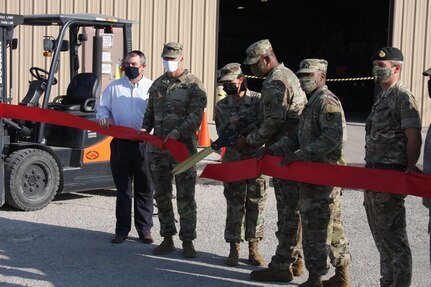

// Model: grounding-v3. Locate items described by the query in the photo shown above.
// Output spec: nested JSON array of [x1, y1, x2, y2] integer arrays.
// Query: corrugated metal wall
[[0, 0, 219, 119], [2, 0, 431, 125], [392, 0, 431, 126]]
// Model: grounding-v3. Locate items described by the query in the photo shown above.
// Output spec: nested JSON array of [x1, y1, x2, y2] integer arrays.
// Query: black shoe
[[111, 234, 127, 244]]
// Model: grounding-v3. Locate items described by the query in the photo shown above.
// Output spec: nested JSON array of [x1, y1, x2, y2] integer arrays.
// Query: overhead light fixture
[[237, 6, 245, 10], [261, 0, 268, 2]]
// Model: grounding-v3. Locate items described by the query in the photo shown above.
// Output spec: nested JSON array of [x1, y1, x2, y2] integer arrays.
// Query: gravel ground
[[0, 123, 429, 287]]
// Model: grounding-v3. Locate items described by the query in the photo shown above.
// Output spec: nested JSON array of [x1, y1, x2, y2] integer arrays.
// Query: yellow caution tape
[[327, 76, 374, 82], [245, 75, 374, 81]]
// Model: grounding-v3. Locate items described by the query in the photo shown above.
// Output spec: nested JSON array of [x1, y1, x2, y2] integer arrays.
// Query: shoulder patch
[[323, 95, 341, 113], [265, 101, 272, 111], [326, 113, 335, 121]]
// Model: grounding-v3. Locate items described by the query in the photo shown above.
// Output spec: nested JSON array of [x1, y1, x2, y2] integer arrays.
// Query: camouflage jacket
[[215, 89, 262, 161], [270, 86, 346, 165], [142, 69, 207, 153], [365, 82, 421, 165], [246, 63, 307, 147]]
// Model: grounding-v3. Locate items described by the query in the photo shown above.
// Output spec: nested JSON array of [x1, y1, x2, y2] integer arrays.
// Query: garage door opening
[[218, 0, 392, 122]]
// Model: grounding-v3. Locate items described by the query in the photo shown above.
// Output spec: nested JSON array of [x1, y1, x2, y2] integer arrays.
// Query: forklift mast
[[0, 13, 24, 206]]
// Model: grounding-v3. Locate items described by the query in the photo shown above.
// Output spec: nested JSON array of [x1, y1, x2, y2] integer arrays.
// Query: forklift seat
[[49, 73, 100, 112], [19, 80, 47, 107]]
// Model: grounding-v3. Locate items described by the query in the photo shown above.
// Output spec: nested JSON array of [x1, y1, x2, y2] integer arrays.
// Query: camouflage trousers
[[149, 151, 197, 241], [423, 126, 431, 266], [268, 178, 303, 270], [328, 188, 351, 268], [300, 184, 351, 276], [364, 190, 412, 287], [223, 175, 268, 242]]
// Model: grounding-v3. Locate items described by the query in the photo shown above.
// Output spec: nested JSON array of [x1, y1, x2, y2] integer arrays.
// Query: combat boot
[[248, 241, 265, 266], [153, 236, 174, 255], [226, 242, 240, 266], [182, 240, 197, 258], [299, 274, 323, 287], [322, 266, 351, 287], [250, 267, 293, 282], [292, 258, 305, 276]]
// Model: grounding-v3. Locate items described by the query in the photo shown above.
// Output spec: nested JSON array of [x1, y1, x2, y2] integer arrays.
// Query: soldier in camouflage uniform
[[257, 59, 352, 287], [142, 42, 207, 258], [365, 47, 422, 287], [422, 66, 431, 266], [238, 39, 307, 282], [215, 63, 268, 267]]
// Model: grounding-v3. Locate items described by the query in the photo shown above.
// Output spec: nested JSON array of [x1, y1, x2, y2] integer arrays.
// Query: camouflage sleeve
[[214, 101, 229, 136], [252, 99, 264, 131], [142, 90, 154, 131], [246, 81, 286, 147], [268, 129, 299, 156], [175, 82, 207, 138], [398, 91, 421, 130], [299, 97, 343, 160]]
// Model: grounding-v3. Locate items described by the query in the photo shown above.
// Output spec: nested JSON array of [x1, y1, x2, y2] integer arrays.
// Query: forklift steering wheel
[[30, 67, 58, 85]]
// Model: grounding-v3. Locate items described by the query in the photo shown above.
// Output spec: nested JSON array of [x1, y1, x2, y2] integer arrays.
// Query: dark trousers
[[110, 139, 154, 236]]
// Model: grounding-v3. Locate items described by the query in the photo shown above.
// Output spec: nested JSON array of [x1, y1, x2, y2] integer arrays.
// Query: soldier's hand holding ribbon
[[280, 152, 300, 166], [233, 135, 249, 150], [255, 147, 273, 160], [405, 165, 422, 174]]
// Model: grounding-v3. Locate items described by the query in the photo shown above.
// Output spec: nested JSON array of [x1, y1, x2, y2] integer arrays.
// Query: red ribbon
[[201, 155, 431, 198], [0, 104, 189, 162]]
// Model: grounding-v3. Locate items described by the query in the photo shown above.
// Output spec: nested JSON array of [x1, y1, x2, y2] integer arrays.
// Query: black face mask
[[223, 82, 238, 95], [124, 66, 141, 80]]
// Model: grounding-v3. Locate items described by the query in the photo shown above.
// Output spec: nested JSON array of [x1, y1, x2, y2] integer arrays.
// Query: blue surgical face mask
[[124, 66, 141, 80]]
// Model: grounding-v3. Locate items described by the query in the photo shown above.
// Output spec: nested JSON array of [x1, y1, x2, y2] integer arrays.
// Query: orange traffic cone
[[198, 110, 211, 147]]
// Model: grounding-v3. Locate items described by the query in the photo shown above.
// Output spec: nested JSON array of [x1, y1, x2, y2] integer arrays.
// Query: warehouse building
[[1, 0, 430, 124]]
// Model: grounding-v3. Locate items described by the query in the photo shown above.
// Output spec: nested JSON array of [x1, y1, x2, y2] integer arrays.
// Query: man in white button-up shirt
[[97, 50, 154, 244]]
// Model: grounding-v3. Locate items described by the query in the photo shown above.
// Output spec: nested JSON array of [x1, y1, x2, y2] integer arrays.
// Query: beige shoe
[[153, 236, 174, 255], [226, 242, 240, 266], [292, 258, 305, 276], [322, 266, 351, 287], [248, 241, 265, 266]]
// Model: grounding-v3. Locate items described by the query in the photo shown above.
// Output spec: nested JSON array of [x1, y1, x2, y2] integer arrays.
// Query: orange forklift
[[0, 13, 135, 211]]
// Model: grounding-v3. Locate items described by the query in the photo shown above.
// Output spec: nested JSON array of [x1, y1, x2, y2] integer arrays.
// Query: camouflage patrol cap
[[296, 59, 328, 75], [219, 63, 243, 81], [243, 39, 273, 65], [161, 42, 183, 58], [371, 47, 404, 62], [423, 67, 431, 76]]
